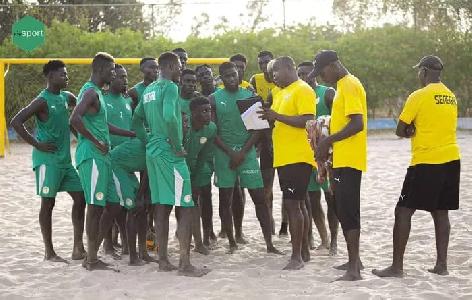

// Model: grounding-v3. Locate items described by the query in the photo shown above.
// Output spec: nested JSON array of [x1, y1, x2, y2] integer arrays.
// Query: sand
[[0, 132, 471, 299]]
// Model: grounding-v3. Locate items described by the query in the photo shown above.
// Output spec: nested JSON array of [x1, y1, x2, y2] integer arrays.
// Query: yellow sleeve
[[343, 80, 363, 116], [296, 85, 316, 115], [399, 91, 421, 124]]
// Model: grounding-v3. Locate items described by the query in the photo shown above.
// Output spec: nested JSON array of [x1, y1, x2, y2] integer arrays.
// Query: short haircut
[[195, 64, 211, 73], [297, 61, 314, 68], [190, 96, 210, 112], [115, 64, 124, 70], [219, 62, 237, 75], [42, 60, 65, 76], [172, 47, 187, 53], [258, 50, 274, 59], [92, 52, 114, 72], [158, 51, 179, 67], [140, 57, 156, 66], [274, 56, 295, 69], [230, 53, 247, 64], [181, 69, 196, 77]]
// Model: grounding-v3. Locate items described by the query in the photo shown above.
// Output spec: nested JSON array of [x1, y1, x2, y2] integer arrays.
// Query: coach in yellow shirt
[[259, 56, 315, 271], [313, 50, 367, 281], [373, 55, 460, 279]]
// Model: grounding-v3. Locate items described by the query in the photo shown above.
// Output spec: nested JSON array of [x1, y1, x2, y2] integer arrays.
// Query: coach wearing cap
[[312, 50, 367, 281], [373, 55, 461, 278]]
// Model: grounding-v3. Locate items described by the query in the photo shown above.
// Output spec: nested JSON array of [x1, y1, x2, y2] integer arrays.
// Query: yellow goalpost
[[0, 57, 228, 157]]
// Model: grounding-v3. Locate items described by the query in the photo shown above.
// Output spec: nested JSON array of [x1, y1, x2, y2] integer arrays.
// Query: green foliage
[[1, 21, 471, 125]]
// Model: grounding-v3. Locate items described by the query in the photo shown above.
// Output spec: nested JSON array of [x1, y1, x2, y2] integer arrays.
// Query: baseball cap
[[310, 50, 339, 77], [413, 55, 443, 71]]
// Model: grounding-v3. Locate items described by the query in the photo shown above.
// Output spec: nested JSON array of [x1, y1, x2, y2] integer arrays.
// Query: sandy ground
[[0, 132, 471, 300]]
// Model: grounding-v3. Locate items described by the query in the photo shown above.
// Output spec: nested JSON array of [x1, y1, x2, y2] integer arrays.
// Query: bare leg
[[233, 184, 247, 244], [428, 210, 450, 275], [115, 208, 128, 255], [83, 205, 113, 271], [279, 199, 288, 236], [305, 194, 315, 249], [127, 209, 145, 266], [97, 203, 123, 260], [372, 206, 415, 278], [177, 207, 210, 277], [39, 197, 67, 263], [219, 188, 238, 253], [262, 167, 275, 235], [192, 196, 209, 255], [155, 204, 177, 271], [300, 199, 310, 262], [283, 200, 304, 270], [309, 191, 329, 250], [336, 229, 362, 281], [68, 191, 86, 260], [200, 184, 215, 247], [103, 227, 115, 256], [325, 192, 339, 255], [247, 189, 282, 254]]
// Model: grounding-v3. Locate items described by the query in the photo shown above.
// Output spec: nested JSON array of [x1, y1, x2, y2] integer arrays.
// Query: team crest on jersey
[[126, 198, 133, 207], [184, 195, 192, 203], [126, 104, 131, 111], [96, 192, 104, 201], [143, 91, 156, 103], [42, 186, 49, 194], [200, 137, 207, 144]]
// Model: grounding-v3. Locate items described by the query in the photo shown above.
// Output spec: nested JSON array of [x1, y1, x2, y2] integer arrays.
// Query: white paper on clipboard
[[241, 102, 270, 130]]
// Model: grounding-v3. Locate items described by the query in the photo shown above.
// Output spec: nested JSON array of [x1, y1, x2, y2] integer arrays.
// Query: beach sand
[[0, 132, 471, 299]]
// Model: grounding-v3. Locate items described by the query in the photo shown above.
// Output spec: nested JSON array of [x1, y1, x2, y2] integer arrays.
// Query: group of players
[[11, 47, 460, 281]]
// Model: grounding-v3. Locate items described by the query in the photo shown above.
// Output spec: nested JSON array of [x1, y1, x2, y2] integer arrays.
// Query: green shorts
[[214, 146, 263, 189], [110, 138, 146, 173], [307, 168, 330, 192], [192, 161, 214, 188], [146, 149, 194, 207], [77, 158, 113, 207], [108, 166, 139, 210], [34, 164, 83, 198]]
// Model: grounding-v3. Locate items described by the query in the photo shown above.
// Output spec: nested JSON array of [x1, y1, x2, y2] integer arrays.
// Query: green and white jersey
[[103, 92, 133, 148], [184, 121, 217, 174]]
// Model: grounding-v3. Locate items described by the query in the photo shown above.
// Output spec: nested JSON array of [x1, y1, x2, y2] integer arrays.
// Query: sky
[[143, 0, 336, 41]]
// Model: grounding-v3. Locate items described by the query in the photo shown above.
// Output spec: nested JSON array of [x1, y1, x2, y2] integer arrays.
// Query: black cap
[[413, 55, 443, 71], [310, 50, 339, 77]]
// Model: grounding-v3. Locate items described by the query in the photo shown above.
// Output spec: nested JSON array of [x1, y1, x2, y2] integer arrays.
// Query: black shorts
[[277, 163, 312, 200], [332, 167, 362, 231], [259, 130, 274, 171], [397, 160, 460, 212]]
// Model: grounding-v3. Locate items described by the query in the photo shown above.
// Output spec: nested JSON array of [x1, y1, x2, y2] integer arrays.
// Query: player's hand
[[95, 141, 109, 154], [258, 107, 279, 122], [175, 149, 187, 157], [316, 136, 331, 163], [35, 142, 57, 153], [405, 124, 416, 138], [229, 151, 245, 170]]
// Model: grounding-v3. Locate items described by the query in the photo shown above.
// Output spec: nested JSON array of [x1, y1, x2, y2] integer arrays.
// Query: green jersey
[[75, 81, 110, 166], [213, 87, 253, 147], [32, 89, 72, 169], [184, 121, 217, 174], [132, 81, 147, 104], [135, 79, 183, 153], [103, 92, 133, 148], [314, 85, 331, 117]]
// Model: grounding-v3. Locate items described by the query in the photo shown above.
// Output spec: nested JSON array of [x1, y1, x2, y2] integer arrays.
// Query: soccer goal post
[[0, 57, 228, 157]]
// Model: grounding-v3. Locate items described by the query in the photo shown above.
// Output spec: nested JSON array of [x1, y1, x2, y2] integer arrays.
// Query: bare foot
[[210, 231, 218, 242], [309, 237, 316, 250], [334, 261, 364, 271], [267, 246, 284, 255], [140, 252, 158, 263], [428, 265, 449, 276], [335, 271, 362, 281], [194, 244, 210, 256], [227, 243, 238, 254], [235, 235, 248, 245], [129, 257, 146, 266], [372, 266, 404, 278], [302, 247, 311, 262], [316, 244, 330, 251], [329, 245, 337, 256], [159, 259, 178, 272], [178, 265, 211, 277], [71, 248, 87, 260], [82, 259, 118, 272], [283, 259, 304, 270], [45, 254, 69, 264], [218, 230, 227, 239]]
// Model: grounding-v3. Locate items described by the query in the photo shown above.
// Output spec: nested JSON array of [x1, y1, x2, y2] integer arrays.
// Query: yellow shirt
[[272, 79, 316, 168], [217, 80, 253, 91], [252, 73, 276, 102], [399, 82, 460, 166], [330, 74, 367, 172]]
